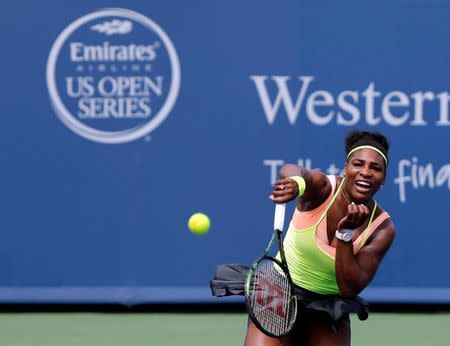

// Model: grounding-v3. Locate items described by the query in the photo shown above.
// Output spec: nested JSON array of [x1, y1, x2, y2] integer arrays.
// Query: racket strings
[[248, 259, 296, 336]]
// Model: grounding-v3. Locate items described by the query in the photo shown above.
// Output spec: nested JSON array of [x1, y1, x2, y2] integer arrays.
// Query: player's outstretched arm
[[270, 164, 331, 209]]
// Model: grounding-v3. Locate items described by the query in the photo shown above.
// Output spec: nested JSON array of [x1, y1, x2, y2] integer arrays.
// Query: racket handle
[[274, 203, 286, 231]]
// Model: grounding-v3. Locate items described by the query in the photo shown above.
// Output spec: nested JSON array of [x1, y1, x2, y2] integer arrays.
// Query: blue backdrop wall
[[0, 0, 449, 304]]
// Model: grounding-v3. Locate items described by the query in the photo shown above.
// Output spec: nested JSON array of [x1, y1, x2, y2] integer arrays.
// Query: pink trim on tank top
[[290, 176, 337, 229], [316, 211, 390, 257]]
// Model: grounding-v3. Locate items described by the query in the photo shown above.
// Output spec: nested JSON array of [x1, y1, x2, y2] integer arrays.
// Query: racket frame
[[244, 205, 298, 337]]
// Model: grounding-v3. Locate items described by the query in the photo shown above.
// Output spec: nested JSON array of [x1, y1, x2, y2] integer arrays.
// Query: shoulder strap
[[317, 176, 345, 224], [358, 208, 390, 251]]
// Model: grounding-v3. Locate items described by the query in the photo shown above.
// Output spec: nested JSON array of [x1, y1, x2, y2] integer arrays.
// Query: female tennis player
[[244, 130, 396, 346]]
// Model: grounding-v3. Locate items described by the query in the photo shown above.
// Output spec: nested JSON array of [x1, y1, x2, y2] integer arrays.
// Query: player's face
[[344, 148, 386, 203]]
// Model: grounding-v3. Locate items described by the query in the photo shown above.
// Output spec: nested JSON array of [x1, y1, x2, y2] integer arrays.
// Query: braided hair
[[345, 130, 389, 166]]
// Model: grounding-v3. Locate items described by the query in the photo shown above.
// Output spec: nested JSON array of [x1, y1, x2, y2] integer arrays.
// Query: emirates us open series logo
[[46, 8, 181, 143]]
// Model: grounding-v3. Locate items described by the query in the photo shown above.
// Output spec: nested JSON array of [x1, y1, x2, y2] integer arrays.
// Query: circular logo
[[46, 8, 181, 143]]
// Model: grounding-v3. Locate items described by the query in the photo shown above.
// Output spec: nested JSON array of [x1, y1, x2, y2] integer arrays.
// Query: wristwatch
[[335, 229, 353, 242]]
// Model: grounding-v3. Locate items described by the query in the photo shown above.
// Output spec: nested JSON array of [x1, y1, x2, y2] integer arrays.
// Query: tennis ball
[[188, 213, 210, 235]]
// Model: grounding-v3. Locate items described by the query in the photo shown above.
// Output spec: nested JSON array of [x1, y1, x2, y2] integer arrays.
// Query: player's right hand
[[270, 178, 299, 203]]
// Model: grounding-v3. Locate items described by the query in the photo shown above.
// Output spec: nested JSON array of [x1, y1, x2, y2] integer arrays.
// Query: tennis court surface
[[0, 312, 448, 346]]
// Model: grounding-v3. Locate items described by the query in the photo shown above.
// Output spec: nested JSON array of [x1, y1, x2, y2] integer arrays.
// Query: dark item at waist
[[210, 263, 369, 322]]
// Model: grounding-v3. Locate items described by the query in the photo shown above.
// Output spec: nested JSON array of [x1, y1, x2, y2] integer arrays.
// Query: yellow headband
[[347, 145, 388, 165]]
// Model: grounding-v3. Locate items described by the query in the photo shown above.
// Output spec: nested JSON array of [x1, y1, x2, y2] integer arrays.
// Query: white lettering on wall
[[251, 75, 450, 127], [394, 157, 450, 202], [250, 76, 314, 125], [65, 76, 163, 119]]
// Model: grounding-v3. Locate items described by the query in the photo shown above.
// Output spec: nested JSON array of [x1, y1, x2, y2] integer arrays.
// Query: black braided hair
[[345, 130, 389, 165]]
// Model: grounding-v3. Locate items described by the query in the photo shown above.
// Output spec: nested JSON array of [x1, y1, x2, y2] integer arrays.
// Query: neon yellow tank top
[[282, 176, 382, 295]]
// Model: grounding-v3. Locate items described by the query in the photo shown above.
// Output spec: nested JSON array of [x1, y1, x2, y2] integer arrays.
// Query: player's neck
[[340, 188, 374, 209]]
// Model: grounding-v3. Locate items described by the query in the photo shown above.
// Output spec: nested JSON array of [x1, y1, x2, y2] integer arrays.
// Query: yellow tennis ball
[[188, 213, 210, 235]]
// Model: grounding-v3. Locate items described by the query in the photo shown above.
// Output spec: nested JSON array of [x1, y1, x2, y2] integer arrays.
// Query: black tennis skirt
[[210, 263, 369, 324]]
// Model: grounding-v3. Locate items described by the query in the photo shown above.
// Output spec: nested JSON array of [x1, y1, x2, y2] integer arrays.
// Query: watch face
[[337, 230, 353, 242], [343, 232, 353, 242]]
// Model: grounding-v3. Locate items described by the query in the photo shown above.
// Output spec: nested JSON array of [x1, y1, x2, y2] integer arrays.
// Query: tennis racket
[[244, 203, 297, 337]]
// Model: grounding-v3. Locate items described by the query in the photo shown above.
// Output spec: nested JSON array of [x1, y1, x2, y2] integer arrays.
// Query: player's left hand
[[337, 202, 370, 230]]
